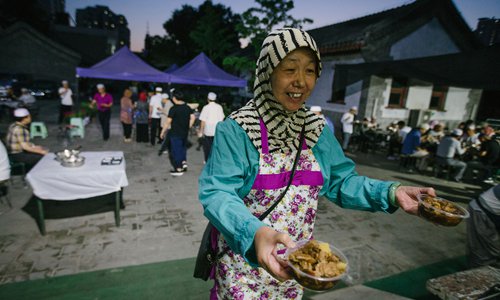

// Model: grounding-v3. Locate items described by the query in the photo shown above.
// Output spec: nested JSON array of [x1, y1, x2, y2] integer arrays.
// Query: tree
[[224, 0, 312, 84], [189, 2, 241, 64], [160, 0, 241, 66], [238, 0, 313, 55]]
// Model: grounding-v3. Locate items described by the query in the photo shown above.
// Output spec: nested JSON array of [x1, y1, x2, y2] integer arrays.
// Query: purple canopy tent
[[167, 53, 246, 88], [164, 64, 179, 73], [76, 46, 170, 83]]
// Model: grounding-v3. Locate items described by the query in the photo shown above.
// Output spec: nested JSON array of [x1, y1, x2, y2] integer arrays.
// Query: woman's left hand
[[395, 186, 436, 215], [254, 226, 296, 281]]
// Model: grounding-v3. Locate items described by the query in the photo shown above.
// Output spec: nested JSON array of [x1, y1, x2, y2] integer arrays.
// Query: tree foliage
[[224, 0, 313, 84], [157, 0, 241, 66], [238, 0, 313, 55]]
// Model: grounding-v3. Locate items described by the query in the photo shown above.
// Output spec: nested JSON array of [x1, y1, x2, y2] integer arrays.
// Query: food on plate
[[288, 240, 346, 278], [418, 195, 469, 226]]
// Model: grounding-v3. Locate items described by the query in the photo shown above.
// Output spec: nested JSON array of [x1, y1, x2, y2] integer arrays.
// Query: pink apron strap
[[259, 119, 269, 154]]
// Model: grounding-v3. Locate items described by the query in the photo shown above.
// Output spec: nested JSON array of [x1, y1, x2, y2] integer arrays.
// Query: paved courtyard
[[0, 100, 486, 296]]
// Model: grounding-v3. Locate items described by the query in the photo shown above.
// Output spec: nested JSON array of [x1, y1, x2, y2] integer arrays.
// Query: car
[[29, 80, 59, 100]]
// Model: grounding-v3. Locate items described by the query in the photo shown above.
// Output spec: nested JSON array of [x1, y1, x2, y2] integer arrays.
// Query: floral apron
[[212, 119, 324, 300]]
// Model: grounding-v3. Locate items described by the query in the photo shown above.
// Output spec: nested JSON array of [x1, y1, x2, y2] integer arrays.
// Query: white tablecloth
[[26, 151, 129, 200]]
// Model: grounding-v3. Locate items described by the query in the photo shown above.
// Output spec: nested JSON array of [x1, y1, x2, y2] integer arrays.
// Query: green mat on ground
[[365, 256, 467, 299], [0, 256, 466, 300], [0, 258, 212, 300]]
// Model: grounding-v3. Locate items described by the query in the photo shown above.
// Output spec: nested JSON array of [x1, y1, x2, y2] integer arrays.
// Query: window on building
[[388, 77, 408, 108], [330, 88, 346, 104], [429, 85, 448, 111]]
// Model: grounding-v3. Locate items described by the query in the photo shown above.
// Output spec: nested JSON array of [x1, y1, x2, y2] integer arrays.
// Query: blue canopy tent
[[164, 64, 179, 73], [167, 53, 246, 88], [76, 46, 170, 83]]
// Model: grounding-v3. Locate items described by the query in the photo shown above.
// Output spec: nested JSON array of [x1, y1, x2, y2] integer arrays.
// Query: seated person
[[401, 124, 430, 172], [6, 108, 48, 171], [462, 124, 480, 148], [435, 129, 467, 182], [467, 184, 500, 268], [465, 132, 499, 182], [18, 88, 36, 106], [401, 123, 430, 158]]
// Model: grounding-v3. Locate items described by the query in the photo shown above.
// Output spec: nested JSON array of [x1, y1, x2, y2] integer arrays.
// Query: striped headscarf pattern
[[230, 28, 325, 153]]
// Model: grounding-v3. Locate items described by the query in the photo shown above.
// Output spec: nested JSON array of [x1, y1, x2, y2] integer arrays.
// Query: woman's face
[[270, 48, 317, 112]]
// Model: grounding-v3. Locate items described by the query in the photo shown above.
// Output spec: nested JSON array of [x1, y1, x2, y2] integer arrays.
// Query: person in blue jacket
[[199, 28, 435, 300]]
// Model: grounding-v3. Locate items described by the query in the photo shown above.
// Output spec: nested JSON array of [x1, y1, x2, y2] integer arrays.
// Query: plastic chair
[[30, 122, 48, 139], [69, 117, 85, 138], [8, 157, 26, 188]]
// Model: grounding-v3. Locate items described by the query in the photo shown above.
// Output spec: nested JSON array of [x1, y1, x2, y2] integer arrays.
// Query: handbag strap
[[258, 122, 306, 221], [214, 122, 306, 261]]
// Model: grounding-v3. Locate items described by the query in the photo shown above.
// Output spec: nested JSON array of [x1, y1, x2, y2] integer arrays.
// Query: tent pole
[[75, 75, 79, 111]]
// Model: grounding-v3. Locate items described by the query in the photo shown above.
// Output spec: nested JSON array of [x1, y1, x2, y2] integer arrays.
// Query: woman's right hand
[[254, 226, 296, 281]]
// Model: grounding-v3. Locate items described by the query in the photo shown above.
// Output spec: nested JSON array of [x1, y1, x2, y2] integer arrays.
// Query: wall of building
[[308, 54, 365, 122], [390, 18, 460, 60], [367, 76, 482, 129], [0, 25, 80, 84]]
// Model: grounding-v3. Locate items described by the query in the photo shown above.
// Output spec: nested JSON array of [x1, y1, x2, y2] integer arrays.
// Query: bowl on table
[[417, 194, 469, 226], [284, 240, 349, 291]]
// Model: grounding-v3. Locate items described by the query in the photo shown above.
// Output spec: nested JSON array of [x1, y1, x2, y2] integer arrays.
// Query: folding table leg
[[37, 198, 46, 235], [115, 189, 122, 227]]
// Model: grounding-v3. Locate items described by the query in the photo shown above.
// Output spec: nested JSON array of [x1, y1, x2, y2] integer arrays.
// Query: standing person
[[160, 89, 195, 176], [310, 105, 334, 133], [157, 93, 174, 156], [120, 88, 134, 142], [90, 84, 113, 141], [58, 80, 73, 124], [340, 106, 357, 151], [435, 129, 467, 182], [467, 184, 500, 268], [134, 91, 149, 143], [199, 92, 225, 163], [6, 108, 48, 171], [160, 93, 173, 134], [198, 28, 435, 299], [149, 87, 163, 146]]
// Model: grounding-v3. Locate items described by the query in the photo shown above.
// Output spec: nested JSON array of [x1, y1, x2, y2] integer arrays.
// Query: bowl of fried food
[[417, 194, 469, 226], [285, 240, 348, 291]]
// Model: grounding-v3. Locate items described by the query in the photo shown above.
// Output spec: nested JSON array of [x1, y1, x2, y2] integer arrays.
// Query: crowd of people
[[1, 78, 228, 179], [385, 119, 499, 183]]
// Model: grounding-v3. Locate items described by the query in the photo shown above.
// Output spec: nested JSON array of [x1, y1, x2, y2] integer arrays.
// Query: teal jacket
[[199, 118, 397, 267]]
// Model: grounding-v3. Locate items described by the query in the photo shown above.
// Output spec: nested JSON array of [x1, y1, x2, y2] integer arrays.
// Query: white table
[[26, 151, 129, 235]]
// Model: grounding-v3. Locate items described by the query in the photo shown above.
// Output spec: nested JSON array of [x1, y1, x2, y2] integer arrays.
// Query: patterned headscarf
[[230, 28, 325, 153]]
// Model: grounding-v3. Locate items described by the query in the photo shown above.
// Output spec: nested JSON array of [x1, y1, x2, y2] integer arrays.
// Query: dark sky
[[66, 0, 500, 51]]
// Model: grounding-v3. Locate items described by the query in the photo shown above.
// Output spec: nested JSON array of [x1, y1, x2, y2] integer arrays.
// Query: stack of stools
[[69, 117, 85, 138], [30, 122, 48, 139]]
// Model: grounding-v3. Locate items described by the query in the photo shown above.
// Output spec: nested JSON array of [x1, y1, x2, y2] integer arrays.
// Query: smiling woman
[[270, 47, 318, 112], [198, 28, 436, 300]]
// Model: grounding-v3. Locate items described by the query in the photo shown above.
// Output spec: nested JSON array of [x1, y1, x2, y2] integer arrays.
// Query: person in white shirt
[[340, 106, 357, 151], [149, 87, 163, 145], [199, 92, 225, 162], [58, 80, 73, 124], [0, 140, 10, 183]]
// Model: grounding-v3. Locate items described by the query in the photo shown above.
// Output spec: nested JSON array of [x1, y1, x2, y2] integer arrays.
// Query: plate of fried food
[[284, 240, 348, 291], [417, 194, 469, 226]]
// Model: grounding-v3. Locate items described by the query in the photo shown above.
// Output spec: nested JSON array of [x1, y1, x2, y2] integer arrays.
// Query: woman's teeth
[[287, 93, 302, 99]]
